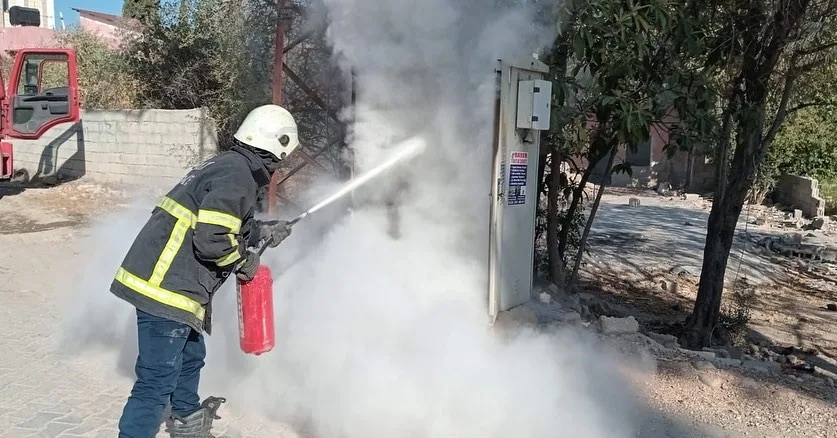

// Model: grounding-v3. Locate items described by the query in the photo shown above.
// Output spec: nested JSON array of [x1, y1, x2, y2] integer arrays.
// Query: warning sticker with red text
[[508, 151, 528, 206]]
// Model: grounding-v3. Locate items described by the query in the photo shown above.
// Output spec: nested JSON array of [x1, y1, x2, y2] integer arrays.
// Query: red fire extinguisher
[[236, 216, 303, 356], [236, 236, 277, 356]]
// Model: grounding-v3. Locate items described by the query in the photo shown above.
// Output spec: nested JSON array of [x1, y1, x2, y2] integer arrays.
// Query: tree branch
[[787, 100, 835, 113], [795, 57, 831, 74], [796, 41, 837, 57], [762, 67, 798, 147]]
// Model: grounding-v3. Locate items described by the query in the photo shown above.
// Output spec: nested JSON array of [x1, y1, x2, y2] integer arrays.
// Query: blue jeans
[[118, 309, 206, 438]]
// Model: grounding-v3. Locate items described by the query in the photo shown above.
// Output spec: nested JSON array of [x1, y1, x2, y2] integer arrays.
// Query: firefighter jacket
[[110, 145, 271, 334]]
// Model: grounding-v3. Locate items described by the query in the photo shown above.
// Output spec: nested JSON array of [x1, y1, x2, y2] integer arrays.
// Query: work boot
[[166, 396, 226, 438]]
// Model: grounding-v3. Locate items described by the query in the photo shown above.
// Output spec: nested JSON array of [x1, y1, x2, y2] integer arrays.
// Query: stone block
[[741, 359, 781, 375], [810, 217, 827, 230], [599, 315, 639, 335]]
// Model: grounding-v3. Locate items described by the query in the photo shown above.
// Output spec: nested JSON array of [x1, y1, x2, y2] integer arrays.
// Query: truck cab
[[1, 49, 81, 180]]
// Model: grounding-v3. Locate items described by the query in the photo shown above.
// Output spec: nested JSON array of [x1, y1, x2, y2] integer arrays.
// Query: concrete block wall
[[9, 108, 219, 188], [774, 174, 826, 218]]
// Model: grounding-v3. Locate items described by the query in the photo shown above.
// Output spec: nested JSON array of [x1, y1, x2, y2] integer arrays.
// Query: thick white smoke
[[60, 0, 654, 436]]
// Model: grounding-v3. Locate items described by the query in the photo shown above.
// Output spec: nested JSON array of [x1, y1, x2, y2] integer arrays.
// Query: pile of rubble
[[744, 231, 837, 264], [749, 205, 836, 231]]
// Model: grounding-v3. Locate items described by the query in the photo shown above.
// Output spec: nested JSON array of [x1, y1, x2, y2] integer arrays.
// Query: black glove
[[236, 251, 260, 281], [258, 220, 292, 248]]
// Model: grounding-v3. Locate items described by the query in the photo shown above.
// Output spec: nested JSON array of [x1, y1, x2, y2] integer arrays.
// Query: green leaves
[[544, 0, 697, 165]]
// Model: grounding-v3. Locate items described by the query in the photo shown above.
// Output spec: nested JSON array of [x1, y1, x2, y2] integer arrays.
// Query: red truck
[[0, 48, 81, 180]]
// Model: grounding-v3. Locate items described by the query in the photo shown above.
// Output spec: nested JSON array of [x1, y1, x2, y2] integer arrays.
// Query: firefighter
[[112, 104, 301, 438]]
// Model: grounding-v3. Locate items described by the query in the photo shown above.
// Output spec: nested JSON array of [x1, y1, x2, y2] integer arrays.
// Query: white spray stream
[[59, 0, 656, 436], [290, 136, 426, 225]]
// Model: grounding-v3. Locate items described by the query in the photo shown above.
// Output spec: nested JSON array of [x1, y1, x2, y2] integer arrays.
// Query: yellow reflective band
[[197, 209, 242, 234], [149, 218, 190, 286], [158, 197, 197, 228], [215, 234, 241, 267], [216, 248, 242, 267], [115, 267, 205, 321]]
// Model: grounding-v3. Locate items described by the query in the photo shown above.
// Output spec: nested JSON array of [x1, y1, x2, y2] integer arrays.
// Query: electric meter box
[[515, 79, 552, 131], [488, 58, 550, 321]]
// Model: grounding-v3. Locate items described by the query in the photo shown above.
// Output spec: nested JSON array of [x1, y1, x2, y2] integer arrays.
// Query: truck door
[[0, 68, 9, 179], [2, 49, 80, 140]]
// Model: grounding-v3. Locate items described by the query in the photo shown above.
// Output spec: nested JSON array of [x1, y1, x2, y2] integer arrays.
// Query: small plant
[[717, 277, 757, 346]]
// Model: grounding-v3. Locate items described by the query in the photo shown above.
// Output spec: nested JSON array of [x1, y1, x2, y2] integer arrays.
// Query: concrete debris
[[721, 346, 745, 360], [681, 193, 700, 201], [698, 373, 724, 389], [814, 366, 837, 381], [609, 333, 674, 358], [646, 332, 680, 349], [749, 232, 837, 263], [669, 265, 692, 277], [628, 197, 641, 207], [598, 315, 639, 335], [693, 360, 716, 371], [809, 217, 827, 230], [794, 209, 804, 219], [713, 358, 743, 368], [660, 280, 677, 294], [782, 219, 802, 229], [538, 292, 552, 304], [741, 359, 782, 375], [679, 348, 717, 360], [741, 377, 760, 390], [703, 348, 730, 359], [786, 354, 805, 367], [557, 311, 582, 323]]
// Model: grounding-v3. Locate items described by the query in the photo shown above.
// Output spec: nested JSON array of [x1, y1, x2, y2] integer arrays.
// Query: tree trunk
[[569, 145, 617, 286], [556, 143, 607, 264], [547, 150, 567, 285], [682, 108, 765, 348], [682, 0, 812, 348]]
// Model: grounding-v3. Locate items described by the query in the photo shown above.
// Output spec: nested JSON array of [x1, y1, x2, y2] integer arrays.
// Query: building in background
[[1, 0, 56, 29], [73, 8, 131, 49]]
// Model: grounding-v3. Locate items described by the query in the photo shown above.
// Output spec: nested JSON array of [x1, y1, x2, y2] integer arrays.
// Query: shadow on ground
[[588, 200, 787, 285], [0, 182, 26, 200]]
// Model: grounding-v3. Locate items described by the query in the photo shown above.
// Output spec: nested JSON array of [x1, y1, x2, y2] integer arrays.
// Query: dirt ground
[[2, 180, 837, 437], [582, 188, 837, 358], [573, 187, 837, 437]]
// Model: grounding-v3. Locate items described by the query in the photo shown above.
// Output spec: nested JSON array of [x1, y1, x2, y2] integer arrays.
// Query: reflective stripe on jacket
[[110, 148, 266, 334]]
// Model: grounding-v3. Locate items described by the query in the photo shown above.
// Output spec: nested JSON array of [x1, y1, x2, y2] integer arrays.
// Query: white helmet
[[234, 104, 300, 160]]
